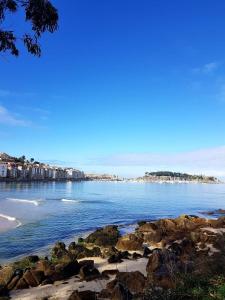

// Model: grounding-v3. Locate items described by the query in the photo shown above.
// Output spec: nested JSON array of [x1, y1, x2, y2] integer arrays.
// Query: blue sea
[[0, 181, 225, 263]]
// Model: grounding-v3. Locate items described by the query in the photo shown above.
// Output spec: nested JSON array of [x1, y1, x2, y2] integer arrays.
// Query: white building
[[66, 169, 85, 180], [0, 163, 7, 178]]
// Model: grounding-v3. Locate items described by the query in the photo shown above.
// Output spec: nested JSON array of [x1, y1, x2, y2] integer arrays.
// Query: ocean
[[0, 181, 225, 263]]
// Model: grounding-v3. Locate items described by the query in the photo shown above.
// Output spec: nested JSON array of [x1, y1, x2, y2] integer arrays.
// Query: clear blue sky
[[1, 0, 225, 177]]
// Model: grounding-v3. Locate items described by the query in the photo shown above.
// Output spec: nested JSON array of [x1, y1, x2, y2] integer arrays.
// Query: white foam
[[0, 213, 22, 229], [61, 199, 80, 203], [7, 198, 40, 206], [0, 213, 16, 222]]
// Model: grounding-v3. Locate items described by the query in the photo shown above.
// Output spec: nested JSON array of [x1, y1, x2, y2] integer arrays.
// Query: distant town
[[0, 153, 220, 183], [0, 152, 121, 182]]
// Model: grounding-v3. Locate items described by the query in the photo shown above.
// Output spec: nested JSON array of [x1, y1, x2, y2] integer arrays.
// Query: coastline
[[0, 178, 222, 184], [1, 212, 225, 299]]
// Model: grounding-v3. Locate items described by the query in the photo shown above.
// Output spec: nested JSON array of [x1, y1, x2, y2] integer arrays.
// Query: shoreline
[[0, 223, 141, 266], [0, 178, 222, 184], [1, 212, 225, 299]]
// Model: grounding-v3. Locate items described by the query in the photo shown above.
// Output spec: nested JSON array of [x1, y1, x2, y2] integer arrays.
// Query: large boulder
[[115, 271, 146, 294], [85, 225, 119, 247], [54, 261, 80, 278], [14, 277, 29, 290], [0, 266, 14, 287], [137, 222, 162, 244], [6, 275, 21, 290], [116, 234, 143, 251], [146, 249, 178, 289], [35, 259, 52, 275], [79, 265, 101, 281], [156, 218, 177, 234], [111, 283, 133, 300], [30, 269, 45, 285], [51, 241, 68, 260], [22, 269, 39, 287], [84, 225, 120, 247], [68, 243, 101, 259]]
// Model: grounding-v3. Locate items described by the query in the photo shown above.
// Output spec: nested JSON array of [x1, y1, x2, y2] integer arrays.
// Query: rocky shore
[[1, 212, 225, 299]]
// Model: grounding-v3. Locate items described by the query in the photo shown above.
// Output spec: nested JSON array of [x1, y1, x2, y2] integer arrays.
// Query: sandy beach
[[10, 256, 148, 300]]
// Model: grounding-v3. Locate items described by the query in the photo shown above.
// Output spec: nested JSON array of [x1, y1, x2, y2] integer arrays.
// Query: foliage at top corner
[[0, 0, 59, 57]]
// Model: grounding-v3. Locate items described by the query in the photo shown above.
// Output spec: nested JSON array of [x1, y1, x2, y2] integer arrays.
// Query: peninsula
[[133, 171, 219, 184]]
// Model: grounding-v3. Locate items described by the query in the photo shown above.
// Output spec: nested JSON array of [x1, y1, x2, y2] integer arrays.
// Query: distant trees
[[144, 171, 216, 182], [0, 0, 58, 57]]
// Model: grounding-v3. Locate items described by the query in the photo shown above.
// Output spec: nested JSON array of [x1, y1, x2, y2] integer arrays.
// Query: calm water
[[0, 181, 225, 263]]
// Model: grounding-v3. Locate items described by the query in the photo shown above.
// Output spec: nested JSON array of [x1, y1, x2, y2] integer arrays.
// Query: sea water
[[0, 181, 225, 263]]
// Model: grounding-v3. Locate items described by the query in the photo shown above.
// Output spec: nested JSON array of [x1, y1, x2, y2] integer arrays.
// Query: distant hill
[[138, 171, 219, 183]]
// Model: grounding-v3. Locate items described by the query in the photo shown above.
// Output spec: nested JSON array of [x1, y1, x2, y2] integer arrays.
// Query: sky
[[1, 0, 225, 177]]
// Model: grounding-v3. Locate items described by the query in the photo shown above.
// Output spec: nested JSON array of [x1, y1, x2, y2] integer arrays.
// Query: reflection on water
[[0, 181, 225, 262]]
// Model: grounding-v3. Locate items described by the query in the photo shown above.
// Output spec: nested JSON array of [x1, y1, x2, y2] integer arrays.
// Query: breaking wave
[[61, 199, 80, 203], [0, 213, 22, 228], [7, 198, 40, 206]]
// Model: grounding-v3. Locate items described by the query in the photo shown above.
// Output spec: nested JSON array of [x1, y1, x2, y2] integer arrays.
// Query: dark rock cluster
[[1, 215, 225, 299]]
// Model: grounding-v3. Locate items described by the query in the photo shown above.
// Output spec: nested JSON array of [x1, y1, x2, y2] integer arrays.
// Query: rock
[[51, 241, 68, 260], [152, 268, 176, 289], [120, 251, 131, 259], [25, 255, 39, 263], [0, 285, 9, 298], [157, 218, 177, 233], [132, 252, 142, 260], [146, 249, 178, 289], [53, 241, 66, 251], [85, 225, 120, 247], [102, 269, 119, 277], [69, 243, 101, 259], [0, 266, 14, 286], [138, 222, 158, 232], [146, 250, 162, 273], [102, 246, 120, 258], [108, 254, 123, 264], [23, 269, 39, 287], [143, 247, 152, 257], [54, 261, 80, 279], [78, 260, 94, 269], [212, 216, 225, 228], [35, 260, 52, 274], [41, 278, 53, 286], [115, 271, 146, 294], [14, 278, 29, 290], [6, 275, 20, 290], [79, 265, 101, 281], [137, 220, 147, 227], [90, 247, 102, 257], [116, 234, 143, 251], [78, 237, 84, 243], [99, 288, 112, 299], [137, 223, 162, 244], [68, 290, 97, 300], [111, 283, 133, 300], [30, 270, 45, 285]]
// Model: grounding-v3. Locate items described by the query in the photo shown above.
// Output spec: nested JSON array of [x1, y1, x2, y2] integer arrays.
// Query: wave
[[0, 213, 16, 222], [61, 199, 80, 203], [7, 198, 40, 206], [0, 213, 22, 228]]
